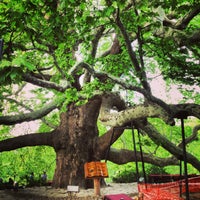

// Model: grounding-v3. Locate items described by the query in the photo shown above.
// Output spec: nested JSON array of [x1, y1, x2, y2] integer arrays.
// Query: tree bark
[[0, 132, 53, 152], [52, 96, 102, 188]]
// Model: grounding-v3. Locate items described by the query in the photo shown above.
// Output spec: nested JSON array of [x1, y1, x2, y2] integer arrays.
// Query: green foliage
[[0, 126, 55, 185], [0, 126, 12, 140], [65, 88, 79, 103], [103, 118, 200, 183], [0, 66, 23, 85], [0, 146, 55, 185], [0, 0, 199, 91], [179, 86, 200, 104], [81, 78, 114, 97], [111, 164, 168, 183], [145, 165, 168, 175], [111, 165, 138, 183]]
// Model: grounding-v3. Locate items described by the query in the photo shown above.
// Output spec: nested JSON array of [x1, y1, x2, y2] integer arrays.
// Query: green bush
[[146, 165, 168, 175], [0, 146, 55, 186], [111, 164, 168, 183], [112, 170, 136, 183], [111, 167, 143, 183]]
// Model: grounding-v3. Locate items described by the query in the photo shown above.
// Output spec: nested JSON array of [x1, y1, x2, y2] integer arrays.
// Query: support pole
[[132, 127, 139, 183], [179, 160, 182, 197], [180, 117, 190, 200], [0, 39, 3, 61], [93, 178, 101, 196], [138, 129, 147, 185], [174, 110, 190, 200]]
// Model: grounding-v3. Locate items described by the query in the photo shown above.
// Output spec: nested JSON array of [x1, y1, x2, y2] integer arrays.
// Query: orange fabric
[[138, 176, 200, 200]]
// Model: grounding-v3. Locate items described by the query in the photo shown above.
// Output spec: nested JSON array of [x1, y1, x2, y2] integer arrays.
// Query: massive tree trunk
[[52, 96, 102, 188], [0, 96, 103, 188]]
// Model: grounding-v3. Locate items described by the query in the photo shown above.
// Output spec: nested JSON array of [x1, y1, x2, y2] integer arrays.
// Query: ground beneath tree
[[1, 183, 200, 199], [0, 182, 138, 199]]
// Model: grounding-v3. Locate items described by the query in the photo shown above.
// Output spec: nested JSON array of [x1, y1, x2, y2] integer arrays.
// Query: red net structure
[[138, 176, 200, 200]]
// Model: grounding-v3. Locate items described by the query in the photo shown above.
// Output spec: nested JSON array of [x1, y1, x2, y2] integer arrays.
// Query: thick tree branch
[[179, 124, 200, 146], [99, 102, 175, 126], [170, 103, 200, 119], [23, 73, 68, 92], [91, 26, 105, 58], [0, 97, 63, 125], [106, 148, 179, 167], [5, 97, 57, 129], [0, 132, 54, 152], [164, 5, 200, 30], [98, 92, 174, 127], [140, 122, 200, 171], [115, 8, 151, 92]]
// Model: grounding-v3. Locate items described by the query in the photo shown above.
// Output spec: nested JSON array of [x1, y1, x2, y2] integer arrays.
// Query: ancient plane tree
[[0, 0, 199, 188]]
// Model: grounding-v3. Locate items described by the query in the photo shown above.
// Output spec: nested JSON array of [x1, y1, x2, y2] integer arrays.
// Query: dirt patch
[[0, 183, 138, 199], [1, 184, 200, 199]]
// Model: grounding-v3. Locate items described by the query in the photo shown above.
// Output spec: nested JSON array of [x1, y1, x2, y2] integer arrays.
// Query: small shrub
[[111, 169, 142, 183], [146, 165, 168, 175]]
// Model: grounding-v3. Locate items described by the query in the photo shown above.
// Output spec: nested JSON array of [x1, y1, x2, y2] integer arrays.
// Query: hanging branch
[[107, 148, 179, 166], [139, 122, 200, 170], [178, 124, 200, 147], [91, 25, 105, 58], [5, 97, 57, 129], [115, 8, 151, 92], [82, 26, 105, 84], [22, 73, 68, 92], [0, 96, 63, 125], [164, 5, 200, 30]]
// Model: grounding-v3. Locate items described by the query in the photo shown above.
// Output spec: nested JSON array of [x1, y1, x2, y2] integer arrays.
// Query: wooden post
[[84, 162, 108, 196], [93, 178, 100, 196]]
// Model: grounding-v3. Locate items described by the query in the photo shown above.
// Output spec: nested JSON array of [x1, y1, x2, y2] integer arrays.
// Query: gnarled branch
[[0, 97, 63, 125]]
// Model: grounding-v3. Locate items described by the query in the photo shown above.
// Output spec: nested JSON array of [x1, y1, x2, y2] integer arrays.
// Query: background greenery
[[0, 117, 199, 185], [107, 117, 200, 183]]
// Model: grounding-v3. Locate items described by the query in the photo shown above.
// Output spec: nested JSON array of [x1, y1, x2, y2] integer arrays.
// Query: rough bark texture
[[52, 96, 102, 188]]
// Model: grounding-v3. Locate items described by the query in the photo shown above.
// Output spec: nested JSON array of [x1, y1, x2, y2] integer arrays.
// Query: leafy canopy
[[0, 0, 200, 182]]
